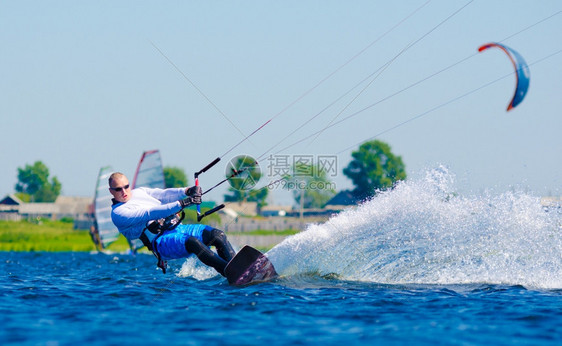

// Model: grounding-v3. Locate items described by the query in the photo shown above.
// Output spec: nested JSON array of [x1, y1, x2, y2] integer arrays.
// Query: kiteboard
[[224, 245, 278, 286]]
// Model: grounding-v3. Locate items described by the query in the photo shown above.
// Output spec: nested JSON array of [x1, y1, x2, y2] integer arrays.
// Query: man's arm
[[142, 187, 187, 204]]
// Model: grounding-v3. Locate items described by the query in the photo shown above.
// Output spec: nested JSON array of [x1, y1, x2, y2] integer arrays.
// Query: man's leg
[[185, 236, 228, 276], [156, 225, 236, 276], [202, 228, 236, 263]]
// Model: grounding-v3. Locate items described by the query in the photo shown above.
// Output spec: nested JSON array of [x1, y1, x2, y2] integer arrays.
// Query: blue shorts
[[155, 224, 210, 260]]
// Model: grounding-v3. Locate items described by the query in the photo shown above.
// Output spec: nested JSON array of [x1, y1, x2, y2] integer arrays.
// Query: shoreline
[[0, 220, 295, 252]]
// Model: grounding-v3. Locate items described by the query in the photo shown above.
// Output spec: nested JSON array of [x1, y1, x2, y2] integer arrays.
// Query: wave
[[267, 166, 562, 289]]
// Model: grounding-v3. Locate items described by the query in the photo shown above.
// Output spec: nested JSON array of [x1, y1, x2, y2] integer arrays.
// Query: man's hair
[[108, 172, 127, 187]]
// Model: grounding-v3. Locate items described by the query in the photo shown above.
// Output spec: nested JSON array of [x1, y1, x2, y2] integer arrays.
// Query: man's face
[[109, 175, 131, 203]]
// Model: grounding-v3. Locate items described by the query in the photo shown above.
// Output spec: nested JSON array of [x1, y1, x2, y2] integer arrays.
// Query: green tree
[[15, 161, 62, 202], [285, 162, 336, 208], [14, 193, 31, 203], [164, 166, 188, 188], [223, 156, 268, 211], [343, 140, 406, 200]]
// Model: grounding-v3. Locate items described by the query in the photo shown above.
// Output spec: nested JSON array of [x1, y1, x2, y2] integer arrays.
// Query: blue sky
[[1, 1, 561, 206]]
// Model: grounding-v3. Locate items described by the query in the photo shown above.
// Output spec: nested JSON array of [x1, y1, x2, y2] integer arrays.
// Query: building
[[0, 194, 93, 226], [260, 205, 293, 217], [323, 190, 358, 211], [222, 201, 258, 217], [541, 196, 562, 212], [0, 195, 24, 221]]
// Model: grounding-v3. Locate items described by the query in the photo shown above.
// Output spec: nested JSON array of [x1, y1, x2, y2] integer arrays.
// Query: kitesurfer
[[108, 172, 236, 276]]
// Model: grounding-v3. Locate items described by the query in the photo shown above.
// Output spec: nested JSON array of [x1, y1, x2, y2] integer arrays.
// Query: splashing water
[[177, 256, 219, 280], [267, 166, 562, 289]]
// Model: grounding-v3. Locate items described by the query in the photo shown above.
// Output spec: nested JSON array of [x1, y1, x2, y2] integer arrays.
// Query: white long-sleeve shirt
[[111, 187, 187, 241]]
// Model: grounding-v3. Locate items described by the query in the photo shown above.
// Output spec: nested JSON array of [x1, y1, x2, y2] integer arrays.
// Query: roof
[[0, 194, 93, 215], [55, 196, 92, 205], [18, 203, 61, 214], [0, 194, 24, 206], [223, 202, 257, 216], [261, 205, 293, 212], [55, 196, 92, 214], [541, 196, 562, 207], [324, 190, 358, 207]]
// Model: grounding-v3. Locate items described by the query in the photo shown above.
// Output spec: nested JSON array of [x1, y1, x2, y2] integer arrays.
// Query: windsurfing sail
[[478, 42, 530, 111], [129, 150, 166, 251], [132, 150, 166, 189], [93, 166, 120, 248]]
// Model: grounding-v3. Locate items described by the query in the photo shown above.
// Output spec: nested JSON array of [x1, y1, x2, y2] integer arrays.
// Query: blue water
[[2, 168, 561, 345]]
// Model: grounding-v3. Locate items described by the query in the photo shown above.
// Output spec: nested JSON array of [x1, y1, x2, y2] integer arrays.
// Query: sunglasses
[[110, 184, 130, 192]]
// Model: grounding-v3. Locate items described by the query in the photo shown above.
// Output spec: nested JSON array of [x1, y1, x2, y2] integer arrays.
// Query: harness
[[139, 211, 185, 274]]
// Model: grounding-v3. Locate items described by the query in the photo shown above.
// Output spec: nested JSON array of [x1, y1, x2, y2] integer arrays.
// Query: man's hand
[[180, 185, 202, 208], [180, 195, 201, 208], [185, 185, 202, 197]]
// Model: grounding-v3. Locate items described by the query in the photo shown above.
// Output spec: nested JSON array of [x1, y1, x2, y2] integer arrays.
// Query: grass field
[[0, 219, 130, 252], [0, 220, 298, 252]]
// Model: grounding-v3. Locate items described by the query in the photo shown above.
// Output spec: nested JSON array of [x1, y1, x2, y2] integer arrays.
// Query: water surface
[[3, 168, 561, 345]]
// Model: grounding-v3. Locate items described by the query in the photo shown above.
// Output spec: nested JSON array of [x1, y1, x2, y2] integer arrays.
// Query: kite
[[478, 42, 530, 111]]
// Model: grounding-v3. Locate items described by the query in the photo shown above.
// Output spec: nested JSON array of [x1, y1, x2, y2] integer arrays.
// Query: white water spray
[[177, 256, 219, 280], [268, 166, 562, 289]]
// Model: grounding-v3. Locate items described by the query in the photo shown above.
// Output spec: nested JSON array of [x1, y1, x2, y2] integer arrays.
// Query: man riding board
[[109, 172, 235, 276]]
